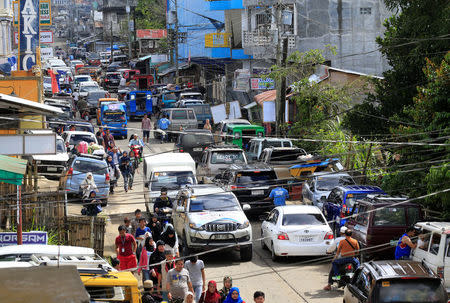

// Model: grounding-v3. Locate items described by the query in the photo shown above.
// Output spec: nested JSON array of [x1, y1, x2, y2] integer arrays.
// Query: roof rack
[[30, 254, 114, 272], [77, 153, 105, 160]]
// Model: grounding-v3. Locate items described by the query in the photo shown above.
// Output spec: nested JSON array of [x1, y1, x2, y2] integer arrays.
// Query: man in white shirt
[[327, 226, 348, 255]]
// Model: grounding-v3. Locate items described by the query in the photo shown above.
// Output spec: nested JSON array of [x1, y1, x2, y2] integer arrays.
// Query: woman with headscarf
[[160, 224, 179, 257], [219, 276, 232, 303], [184, 291, 195, 303], [149, 240, 166, 290], [138, 233, 156, 284], [82, 190, 102, 216], [222, 287, 245, 303], [80, 172, 97, 199], [106, 155, 117, 194], [199, 281, 221, 303], [148, 213, 162, 242]]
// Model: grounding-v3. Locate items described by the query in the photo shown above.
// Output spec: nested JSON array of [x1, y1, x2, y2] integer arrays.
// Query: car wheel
[[240, 245, 252, 262], [271, 242, 279, 262], [261, 231, 267, 250]]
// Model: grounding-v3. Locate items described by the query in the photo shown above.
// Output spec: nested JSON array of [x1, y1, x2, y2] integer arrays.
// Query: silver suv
[[172, 185, 253, 261]]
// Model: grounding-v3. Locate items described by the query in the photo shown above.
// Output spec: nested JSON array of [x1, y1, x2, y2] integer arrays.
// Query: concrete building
[[0, 0, 13, 65], [101, 0, 137, 39], [241, 0, 392, 76]]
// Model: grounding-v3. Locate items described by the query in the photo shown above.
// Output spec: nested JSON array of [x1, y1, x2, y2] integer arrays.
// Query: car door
[[345, 268, 369, 303], [266, 210, 279, 247], [262, 210, 275, 248], [416, 232, 445, 282]]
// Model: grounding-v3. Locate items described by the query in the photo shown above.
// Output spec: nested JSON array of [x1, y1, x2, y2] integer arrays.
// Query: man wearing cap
[[326, 226, 348, 254]]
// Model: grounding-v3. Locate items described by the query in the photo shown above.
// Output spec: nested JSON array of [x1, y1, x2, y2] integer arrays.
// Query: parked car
[[214, 164, 284, 214], [412, 222, 450, 295], [172, 185, 253, 261], [65, 154, 110, 204], [215, 119, 251, 142], [79, 81, 100, 99], [44, 98, 74, 120], [86, 90, 109, 116], [261, 205, 334, 261], [224, 124, 265, 149], [322, 185, 385, 234], [197, 145, 248, 182], [302, 172, 355, 209], [247, 138, 293, 162], [257, 147, 308, 180], [184, 104, 212, 128], [62, 121, 95, 133], [61, 131, 97, 149], [24, 130, 69, 180], [175, 129, 214, 162], [345, 194, 423, 261], [156, 108, 197, 141], [343, 260, 448, 303], [102, 72, 121, 90]]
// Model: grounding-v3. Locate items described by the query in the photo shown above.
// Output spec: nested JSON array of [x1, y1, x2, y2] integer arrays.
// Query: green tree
[[344, 0, 450, 136], [135, 0, 166, 29]]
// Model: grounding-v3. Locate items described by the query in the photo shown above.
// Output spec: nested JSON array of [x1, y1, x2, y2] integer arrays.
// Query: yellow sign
[[205, 33, 231, 48]]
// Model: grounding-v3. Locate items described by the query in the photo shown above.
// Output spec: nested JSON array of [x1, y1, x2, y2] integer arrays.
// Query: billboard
[[40, 30, 53, 43], [40, 47, 53, 60], [19, 0, 40, 70], [136, 29, 167, 39], [250, 78, 275, 90], [0, 231, 48, 246], [13, 0, 51, 27]]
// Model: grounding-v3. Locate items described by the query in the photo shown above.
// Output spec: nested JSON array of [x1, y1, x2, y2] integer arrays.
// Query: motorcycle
[[156, 207, 173, 225], [333, 262, 357, 288], [130, 145, 142, 170]]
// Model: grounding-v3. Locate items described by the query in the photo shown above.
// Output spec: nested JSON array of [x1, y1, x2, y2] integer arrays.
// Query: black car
[[86, 90, 108, 116], [175, 129, 214, 162], [214, 164, 286, 214]]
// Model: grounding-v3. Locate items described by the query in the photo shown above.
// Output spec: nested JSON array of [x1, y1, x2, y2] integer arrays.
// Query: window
[[236, 171, 277, 184], [172, 110, 187, 120], [446, 236, 450, 257], [188, 110, 195, 120], [407, 207, 421, 225], [418, 231, 431, 251], [356, 205, 369, 226], [376, 279, 446, 303], [429, 233, 441, 255], [256, 11, 271, 31], [210, 151, 245, 164], [73, 160, 107, 175], [373, 207, 406, 226], [189, 193, 240, 212], [282, 213, 326, 226], [360, 7, 372, 15], [272, 210, 279, 224]]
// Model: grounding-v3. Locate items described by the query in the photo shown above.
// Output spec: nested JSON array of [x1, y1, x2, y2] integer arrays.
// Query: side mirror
[[242, 204, 251, 211], [144, 182, 149, 188], [176, 206, 185, 213]]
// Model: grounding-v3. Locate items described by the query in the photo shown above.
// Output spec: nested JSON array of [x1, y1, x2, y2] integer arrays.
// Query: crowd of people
[[114, 208, 267, 303]]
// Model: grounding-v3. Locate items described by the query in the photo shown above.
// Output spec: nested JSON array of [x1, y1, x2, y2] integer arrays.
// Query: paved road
[[65, 120, 343, 303]]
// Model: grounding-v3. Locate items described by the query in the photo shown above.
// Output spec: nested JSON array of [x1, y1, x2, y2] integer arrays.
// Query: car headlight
[[122, 124, 126, 128], [234, 133, 241, 139], [189, 223, 204, 231], [238, 220, 250, 229], [147, 95, 151, 99], [257, 132, 263, 137], [35, 160, 41, 164], [131, 95, 135, 100]]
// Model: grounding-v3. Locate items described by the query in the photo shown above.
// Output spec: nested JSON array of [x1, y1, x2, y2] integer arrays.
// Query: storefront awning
[[0, 155, 27, 185], [254, 89, 276, 106], [0, 93, 63, 116], [158, 62, 190, 76]]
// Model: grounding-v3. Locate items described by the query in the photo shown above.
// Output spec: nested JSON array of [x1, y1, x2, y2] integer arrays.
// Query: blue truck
[[322, 185, 385, 235], [185, 104, 212, 128], [100, 102, 128, 139], [125, 91, 153, 119], [160, 91, 178, 108]]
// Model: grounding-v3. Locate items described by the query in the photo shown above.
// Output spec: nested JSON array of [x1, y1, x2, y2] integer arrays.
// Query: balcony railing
[[205, 33, 231, 48]]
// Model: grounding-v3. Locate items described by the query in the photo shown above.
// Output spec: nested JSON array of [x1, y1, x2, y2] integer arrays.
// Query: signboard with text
[[0, 231, 48, 246], [13, 0, 51, 27], [40, 30, 53, 43], [136, 29, 167, 39], [19, 0, 40, 70], [250, 78, 275, 90], [40, 47, 53, 60]]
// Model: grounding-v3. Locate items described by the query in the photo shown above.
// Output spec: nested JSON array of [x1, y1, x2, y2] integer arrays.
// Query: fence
[[66, 216, 106, 256]]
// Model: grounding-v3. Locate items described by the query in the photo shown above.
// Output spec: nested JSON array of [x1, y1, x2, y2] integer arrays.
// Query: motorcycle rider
[[154, 187, 173, 215], [323, 229, 360, 291], [129, 133, 144, 160]]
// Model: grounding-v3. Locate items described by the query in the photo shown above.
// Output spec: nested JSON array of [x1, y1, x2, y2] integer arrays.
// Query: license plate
[[252, 190, 264, 196], [47, 167, 57, 172], [214, 234, 231, 240], [193, 147, 202, 152], [299, 236, 313, 242]]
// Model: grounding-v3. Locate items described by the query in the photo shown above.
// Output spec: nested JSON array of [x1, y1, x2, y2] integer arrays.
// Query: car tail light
[[324, 232, 334, 240], [179, 149, 184, 153], [277, 233, 289, 240], [105, 173, 110, 181], [437, 266, 444, 279], [67, 167, 73, 176], [230, 185, 245, 190], [346, 264, 353, 270]]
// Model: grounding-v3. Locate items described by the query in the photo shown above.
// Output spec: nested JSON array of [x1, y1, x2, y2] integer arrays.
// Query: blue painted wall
[[209, 0, 243, 11]]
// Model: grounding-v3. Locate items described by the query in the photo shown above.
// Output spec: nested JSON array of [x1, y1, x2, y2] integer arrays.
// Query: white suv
[[412, 222, 450, 294], [172, 185, 253, 261]]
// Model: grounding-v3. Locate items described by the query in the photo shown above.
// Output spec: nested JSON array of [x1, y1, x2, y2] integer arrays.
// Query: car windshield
[[164, 93, 177, 100], [282, 213, 326, 226], [188, 105, 211, 116], [151, 171, 196, 191], [376, 279, 446, 303], [103, 111, 126, 122], [72, 159, 107, 175], [107, 74, 120, 79], [269, 150, 305, 162], [182, 94, 202, 100], [43, 77, 52, 84], [172, 110, 187, 120], [210, 151, 245, 164], [236, 171, 277, 184], [69, 134, 96, 145], [81, 86, 99, 93], [56, 139, 66, 153], [181, 133, 213, 145], [345, 193, 376, 208], [87, 92, 107, 101], [189, 193, 240, 212], [316, 176, 354, 191], [76, 77, 90, 83], [373, 207, 407, 226]]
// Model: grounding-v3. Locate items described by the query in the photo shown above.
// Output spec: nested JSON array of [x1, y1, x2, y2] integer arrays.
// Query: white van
[[412, 222, 450, 294], [143, 153, 197, 211]]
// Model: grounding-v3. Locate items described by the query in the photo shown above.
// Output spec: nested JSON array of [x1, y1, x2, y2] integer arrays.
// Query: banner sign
[[0, 231, 48, 246], [13, 1, 19, 26], [40, 30, 53, 43], [40, 47, 53, 60], [250, 78, 275, 90], [136, 29, 167, 39], [39, 0, 51, 26], [19, 0, 40, 70]]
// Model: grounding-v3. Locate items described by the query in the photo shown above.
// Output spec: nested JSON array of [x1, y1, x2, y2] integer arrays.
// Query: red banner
[[136, 29, 167, 39]]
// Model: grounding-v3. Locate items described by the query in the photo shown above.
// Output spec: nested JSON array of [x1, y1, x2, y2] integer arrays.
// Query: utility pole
[[174, 0, 179, 84], [126, 0, 132, 59], [275, 2, 288, 136], [110, 20, 114, 63]]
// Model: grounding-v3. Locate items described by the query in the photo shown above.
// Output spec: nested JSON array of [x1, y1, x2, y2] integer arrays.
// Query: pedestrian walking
[[161, 224, 180, 257], [395, 226, 417, 260], [124, 217, 132, 234], [103, 128, 115, 151], [149, 240, 166, 289], [268, 186, 289, 206], [106, 155, 117, 194], [167, 259, 194, 303], [115, 225, 137, 271], [138, 235, 156, 284], [80, 172, 97, 199], [135, 218, 152, 261], [108, 146, 122, 166], [142, 114, 152, 143], [219, 276, 232, 303], [157, 250, 175, 302], [157, 114, 171, 143], [185, 255, 206, 302], [131, 209, 142, 237], [96, 126, 106, 149], [199, 281, 221, 303], [148, 213, 163, 242], [119, 151, 133, 192], [223, 287, 245, 303], [253, 291, 265, 303]]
